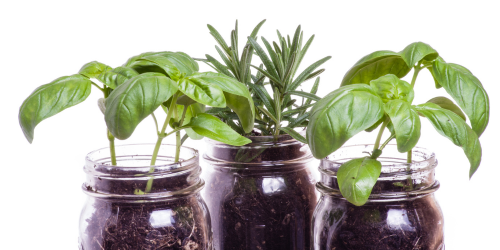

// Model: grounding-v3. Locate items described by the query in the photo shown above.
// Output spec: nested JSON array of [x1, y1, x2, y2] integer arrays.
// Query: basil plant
[[307, 42, 489, 206], [19, 51, 253, 193], [200, 20, 331, 141]]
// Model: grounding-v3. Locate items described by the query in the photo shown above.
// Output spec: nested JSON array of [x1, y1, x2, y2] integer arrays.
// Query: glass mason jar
[[313, 145, 444, 250], [79, 144, 212, 250], [202, 135, 317, 250]]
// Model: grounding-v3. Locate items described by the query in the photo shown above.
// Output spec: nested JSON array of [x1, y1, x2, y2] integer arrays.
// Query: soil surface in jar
[[205, 144, 317, 250], [318, 196, 444, 250], [82, 177, 210, 250]]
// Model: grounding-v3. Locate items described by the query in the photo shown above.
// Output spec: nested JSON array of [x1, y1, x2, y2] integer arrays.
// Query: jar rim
[[204, 131, 304, 147], [321, 144, 437, 173], [85, 143, 199, 177]]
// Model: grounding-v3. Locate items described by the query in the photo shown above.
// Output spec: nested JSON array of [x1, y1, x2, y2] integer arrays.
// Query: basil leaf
[[19, 74, 92, 143], [385, 100, 421, 152], [369, 74, 414, 103], [306, 84, 385, 159], [97, 98, 106, 114], [187, 72, 255, 133], [186, 113, 251, 146], [431, 59, 489, 136], [105, 73, 178, 140], [97, 66, 139, 89], [177, 75, 226, 108], [399, 42, 438, 67], [427, 96, 466, 121], [415, 103, 482, 177], [337, 157, 382, 206], [136, 55, 182, 80], [171, 103, 205, 140], [78, 61, 112, 78], [341, 51, 411, 86]]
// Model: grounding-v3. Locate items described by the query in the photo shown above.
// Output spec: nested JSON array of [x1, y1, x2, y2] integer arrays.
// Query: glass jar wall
[[313, 145, 444, 250], [79, 144, 212, 250], [203, 135, 317, 250]]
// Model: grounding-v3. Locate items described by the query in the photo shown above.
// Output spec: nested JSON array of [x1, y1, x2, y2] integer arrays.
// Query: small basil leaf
[[19, 74, 92, 143], [177, 75, 226, 108], [306, 84, 385, 159], [427, 96, 466, 121], [187, 72, 255, 133], [385, 100, 421, 152], [431, 59, 489, 136], [97, 67, 139, 89], [186, 113, 251, 146], [369, 74, 414, 103], [341, 51, 411, 86], [337, 157, 382, 206], [105, 73, 178, 140], [170, 103, 205, 140], [79, 61, 112, 78], [97, 98, 106, 114], [137, 55, 182, 81], [415, 103, 482, 177], [399, 42, 438, 67]]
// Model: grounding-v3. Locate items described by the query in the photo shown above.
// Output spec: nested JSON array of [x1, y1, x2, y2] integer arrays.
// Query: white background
[[1, 0, 499, 249]]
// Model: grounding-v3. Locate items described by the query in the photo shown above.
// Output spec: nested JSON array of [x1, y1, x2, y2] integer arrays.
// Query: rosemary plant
[[201, 20, 331, 141]]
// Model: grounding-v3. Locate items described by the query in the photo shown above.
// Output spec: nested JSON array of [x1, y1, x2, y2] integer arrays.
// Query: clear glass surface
[[79, 144, 212, 250], [203, 135, 317, 250], [313, 145, 444, 250]]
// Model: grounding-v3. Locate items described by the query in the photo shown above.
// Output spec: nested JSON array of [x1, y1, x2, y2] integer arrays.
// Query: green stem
[[373, 118, 390, 151], [150, 93, 178, 166], [107, 130, 117, 165], [151, 113, 159, 134], [410, 66, 422, 88], [407, 149, 412, 163], [91, 81, 105, 93], [174, 106, 188, 163], [103, 86, 116, 165], [379, 134, 396, 151]]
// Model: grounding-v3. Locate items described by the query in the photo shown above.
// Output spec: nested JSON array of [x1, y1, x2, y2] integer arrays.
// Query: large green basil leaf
[[137, 55, 182, 80], [105, 73, 178, 140], [340, 51, 411, 86], [79, 61, 112, 78], [19, 74, 92, 143], [177, 75, 226, 108], [431, 60, 489, 136], [369, 74, 414, 103], [97, 66, 139, 89], [337, 157, 382, 206], [384, 100, 421, 152], [399, 42, 438, 68], [187, 72, 255, 133], [427, 96, 466, 121], [186, 113, 251, 146], [307, 84, 385, 159], [415, 103, 482, 177]]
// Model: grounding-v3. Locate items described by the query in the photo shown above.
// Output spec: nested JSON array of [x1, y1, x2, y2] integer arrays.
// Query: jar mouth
[[205, 131, 305, 147], [85, 144, 199, 177], [321, 144, 436, 174]]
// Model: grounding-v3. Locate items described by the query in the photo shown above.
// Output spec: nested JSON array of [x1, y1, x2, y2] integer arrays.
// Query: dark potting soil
[[81, 174, 211, 249], [204, 141, 317, 250], [316, 195, 444, 250]]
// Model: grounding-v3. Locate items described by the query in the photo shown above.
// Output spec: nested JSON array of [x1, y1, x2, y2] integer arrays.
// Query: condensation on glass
[[79, 144, 212, 250], [313, 144, 444, 250], [203, 134, 317, 250]]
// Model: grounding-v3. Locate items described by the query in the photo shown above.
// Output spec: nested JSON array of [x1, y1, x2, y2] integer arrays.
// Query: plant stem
[[103, 86, 116, 165], [410, 66, 422, 89], [107, 130, 117, 165], [373, 118, 390, 151], [174, 106, 188, 163], [150, 93, 178, 166], [407, 149, 412, 163], [90, 81, 105, 93], [379, 134, 396, 151]]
